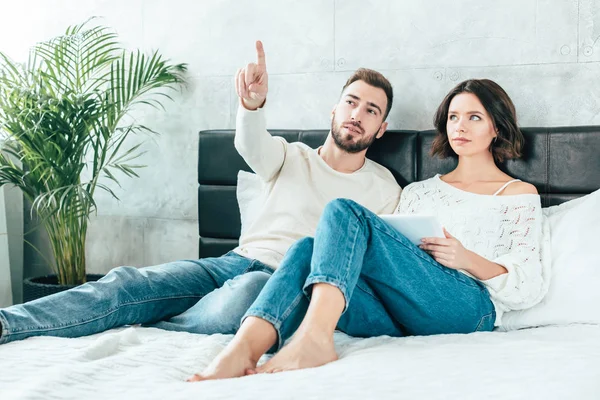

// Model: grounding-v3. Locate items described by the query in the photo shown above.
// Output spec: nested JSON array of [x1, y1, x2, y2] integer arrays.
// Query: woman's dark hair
[[430, 79, 524, 163]]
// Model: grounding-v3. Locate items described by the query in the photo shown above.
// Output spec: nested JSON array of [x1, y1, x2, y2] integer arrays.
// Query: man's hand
[[236, 40, 268, 110]]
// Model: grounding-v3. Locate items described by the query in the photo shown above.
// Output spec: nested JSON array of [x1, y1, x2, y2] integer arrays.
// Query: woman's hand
[[419, 228, 472, 270]]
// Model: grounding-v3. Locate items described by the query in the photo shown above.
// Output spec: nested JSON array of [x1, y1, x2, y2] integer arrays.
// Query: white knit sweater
[[396, 174, 550, 326]]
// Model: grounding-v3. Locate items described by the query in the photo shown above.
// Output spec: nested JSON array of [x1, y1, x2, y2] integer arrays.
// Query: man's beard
[[331, 114, 380, 154]]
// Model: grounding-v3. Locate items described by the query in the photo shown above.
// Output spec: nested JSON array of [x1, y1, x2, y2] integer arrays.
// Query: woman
[[189, 79, 545, 381]]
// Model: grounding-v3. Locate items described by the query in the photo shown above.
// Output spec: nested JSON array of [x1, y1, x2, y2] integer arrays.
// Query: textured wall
[[1, 0, 599, 277], [0, 186, 14, 306], [0, 178, 23, 304]]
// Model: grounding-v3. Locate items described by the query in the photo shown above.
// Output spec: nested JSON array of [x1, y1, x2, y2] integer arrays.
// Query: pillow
[[236, 170, 266, 236], [500, 189, 600, 330]]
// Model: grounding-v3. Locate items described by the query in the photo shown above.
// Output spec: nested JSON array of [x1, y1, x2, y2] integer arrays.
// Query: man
[[0, 41, 400, 344]]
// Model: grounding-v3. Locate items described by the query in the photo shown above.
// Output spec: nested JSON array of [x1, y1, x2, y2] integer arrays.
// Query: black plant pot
[[23, 274, 105, 302]]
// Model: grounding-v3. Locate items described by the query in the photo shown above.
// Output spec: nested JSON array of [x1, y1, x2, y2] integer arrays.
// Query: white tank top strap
[[493, 179, 522, 196]]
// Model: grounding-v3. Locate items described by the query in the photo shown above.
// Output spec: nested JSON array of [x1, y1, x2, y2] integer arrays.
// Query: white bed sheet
[[1, 324, 599, 400]]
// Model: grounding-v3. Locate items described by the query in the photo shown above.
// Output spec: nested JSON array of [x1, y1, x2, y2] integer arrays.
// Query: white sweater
[[396, 174, 550, 326], [233, 105, 401, 269]]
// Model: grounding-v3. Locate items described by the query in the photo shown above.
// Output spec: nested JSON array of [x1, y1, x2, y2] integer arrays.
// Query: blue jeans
[[0, 252, 272, 344], [244, 199, 496, 350]]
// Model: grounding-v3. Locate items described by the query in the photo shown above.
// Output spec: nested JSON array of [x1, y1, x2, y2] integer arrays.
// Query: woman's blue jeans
[[244, 198, 496, 350], [0, 252, 272, 344]]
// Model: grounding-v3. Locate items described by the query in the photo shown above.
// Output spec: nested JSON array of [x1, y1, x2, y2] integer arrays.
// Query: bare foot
[[251, 331, 338, 374], [187, 340, 258, 382]]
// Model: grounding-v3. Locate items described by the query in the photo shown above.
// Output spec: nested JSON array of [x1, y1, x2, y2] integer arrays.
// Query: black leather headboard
[[198, 127, 600, 258]]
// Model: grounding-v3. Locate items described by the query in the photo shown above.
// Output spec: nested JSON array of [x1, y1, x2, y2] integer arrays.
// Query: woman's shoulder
[[500, 181, 539, 196]]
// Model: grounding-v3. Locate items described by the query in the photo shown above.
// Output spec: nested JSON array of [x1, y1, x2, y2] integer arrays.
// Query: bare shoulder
[[502, 181, 539, 195]]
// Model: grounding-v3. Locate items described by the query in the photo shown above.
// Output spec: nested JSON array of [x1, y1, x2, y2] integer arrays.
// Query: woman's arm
[[464, 251, 508, 280], [421, 195, 546, 311]]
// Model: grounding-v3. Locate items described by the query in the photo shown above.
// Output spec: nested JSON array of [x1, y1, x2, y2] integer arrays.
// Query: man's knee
[[101, 265, 139, 283], [193, 271, 270, 333], [280, 237, 314, 275], [324, 198, 361, 218], [224, 271, 270, 308], [291, 236, 314, 253]]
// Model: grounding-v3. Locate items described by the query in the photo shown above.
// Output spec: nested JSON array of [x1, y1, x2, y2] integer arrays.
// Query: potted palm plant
[[0, 19, 187, 300]]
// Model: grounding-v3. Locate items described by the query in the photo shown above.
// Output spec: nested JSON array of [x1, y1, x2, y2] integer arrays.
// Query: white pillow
[[501, 189, 600, 330], [236, 170, 266, 236]]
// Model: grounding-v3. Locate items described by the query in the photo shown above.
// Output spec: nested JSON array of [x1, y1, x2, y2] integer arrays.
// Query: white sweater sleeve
[[480, 200, 545, 312], [234, 105, 286, 182], [381, 189, 402, 214]]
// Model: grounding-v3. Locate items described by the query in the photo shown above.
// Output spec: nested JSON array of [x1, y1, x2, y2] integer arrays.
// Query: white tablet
[[378, 214, 445, 245]]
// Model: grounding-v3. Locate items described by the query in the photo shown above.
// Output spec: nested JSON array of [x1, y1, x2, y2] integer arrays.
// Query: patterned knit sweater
[[396, 174, 550, 326]]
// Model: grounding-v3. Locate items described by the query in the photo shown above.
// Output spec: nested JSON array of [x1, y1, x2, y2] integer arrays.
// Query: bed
[[2, 324, 599, 399], [1, 126, 599, 399]]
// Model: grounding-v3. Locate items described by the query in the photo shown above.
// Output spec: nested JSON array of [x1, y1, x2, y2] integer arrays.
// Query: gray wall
[[0, 181, 23, 305], [1, 0, 599, 280]]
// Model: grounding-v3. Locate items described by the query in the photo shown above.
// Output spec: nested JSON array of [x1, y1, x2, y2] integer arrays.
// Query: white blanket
[[2, 324, 599, 400]]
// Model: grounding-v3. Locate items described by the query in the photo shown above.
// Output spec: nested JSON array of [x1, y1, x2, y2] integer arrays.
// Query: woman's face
[[446, 92, 497, 159]]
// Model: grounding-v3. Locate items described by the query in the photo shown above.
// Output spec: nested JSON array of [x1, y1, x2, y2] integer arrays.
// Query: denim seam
[[302, 212, 362, 313], [475, 312, 495, 332], [321, 209, 365, 313], [354, 282, 380, 302], [7, 294, 204, 335], [278, 292, 305, 324], [366, 214, 482, 291], [243, 259, 275, 275], [0, 312, 9, 343], [339, 213, 364, 308]]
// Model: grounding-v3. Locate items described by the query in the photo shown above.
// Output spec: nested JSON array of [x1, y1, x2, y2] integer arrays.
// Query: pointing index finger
[[256, 40, 266, 67]]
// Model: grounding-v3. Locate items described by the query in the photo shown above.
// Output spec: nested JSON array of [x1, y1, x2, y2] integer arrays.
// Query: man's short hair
[[342, 68, 393, 121]]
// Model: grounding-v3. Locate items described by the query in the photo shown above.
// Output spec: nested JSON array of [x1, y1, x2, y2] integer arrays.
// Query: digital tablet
[[378, 214, 445, 245]]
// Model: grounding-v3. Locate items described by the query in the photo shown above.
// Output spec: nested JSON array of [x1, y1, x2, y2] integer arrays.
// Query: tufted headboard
[[198, 127, 600, 259]]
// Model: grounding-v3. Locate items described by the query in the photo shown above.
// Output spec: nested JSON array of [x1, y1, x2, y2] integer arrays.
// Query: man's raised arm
[[234, 40, 285, 182]]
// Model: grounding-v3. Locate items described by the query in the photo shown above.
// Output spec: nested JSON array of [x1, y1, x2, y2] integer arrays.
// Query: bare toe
[[188, 343, 258, 382], [255, 332, 338, 374], [186, 374, 202, 382]]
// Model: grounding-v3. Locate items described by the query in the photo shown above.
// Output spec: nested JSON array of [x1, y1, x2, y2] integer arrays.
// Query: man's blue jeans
[[244, 198, 496, 350], [0, 252, 272, 344]]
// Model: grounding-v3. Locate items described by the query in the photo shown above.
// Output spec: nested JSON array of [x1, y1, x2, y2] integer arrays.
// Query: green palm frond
[[0, 19, 187, 285], [106, 49, 187, 128], [35, 19, 120, 95]]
